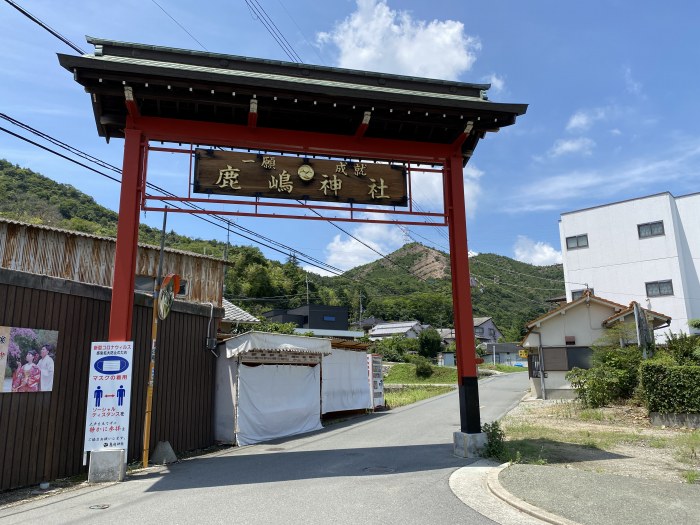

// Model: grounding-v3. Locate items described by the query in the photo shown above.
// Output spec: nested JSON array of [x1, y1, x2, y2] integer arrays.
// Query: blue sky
[[2, 0, 699, 274]]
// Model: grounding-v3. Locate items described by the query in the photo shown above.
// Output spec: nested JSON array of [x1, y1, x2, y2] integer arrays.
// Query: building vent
[[565, 336, 576, 346]]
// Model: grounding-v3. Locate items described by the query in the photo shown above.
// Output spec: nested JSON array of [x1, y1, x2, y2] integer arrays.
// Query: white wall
[[674, 194, 700, 334], [560, 192, 700, 339], [523, 301, 617, 347]]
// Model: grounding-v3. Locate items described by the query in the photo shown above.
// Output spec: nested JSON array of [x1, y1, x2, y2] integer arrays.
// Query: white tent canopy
[[321, 349, 372, 414], [224, 331, 331, 358], [215, 332, 330, 446]]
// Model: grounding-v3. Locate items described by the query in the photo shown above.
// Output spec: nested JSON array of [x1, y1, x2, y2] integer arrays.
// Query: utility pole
[[359, 291, 363, 322], [306, 273, 310, 305], [222, 224, 230, 294]]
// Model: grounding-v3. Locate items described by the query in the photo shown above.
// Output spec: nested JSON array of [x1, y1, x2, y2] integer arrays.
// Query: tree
[[418, 328, 442, 359]]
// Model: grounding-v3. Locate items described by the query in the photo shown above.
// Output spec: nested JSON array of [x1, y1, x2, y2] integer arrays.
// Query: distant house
[[522, 291, 671, 399], [437, 318, 503, 347], [352, 316, 385, 333], [262, 304, 363, 340], [369, 320, 424, 341], [484, 343, 525, 366], [219, 298, 260, 333], [473, 317, 502, 344]]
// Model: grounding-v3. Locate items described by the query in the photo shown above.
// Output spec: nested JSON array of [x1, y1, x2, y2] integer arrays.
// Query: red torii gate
[[60, 38, 526, 445]]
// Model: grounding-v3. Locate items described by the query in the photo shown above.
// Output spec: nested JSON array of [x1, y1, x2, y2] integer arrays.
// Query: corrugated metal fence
[[0, 269, 221, 491]]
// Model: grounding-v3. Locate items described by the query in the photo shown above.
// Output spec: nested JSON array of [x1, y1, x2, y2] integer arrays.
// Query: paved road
[[0, 373, 529, 525]]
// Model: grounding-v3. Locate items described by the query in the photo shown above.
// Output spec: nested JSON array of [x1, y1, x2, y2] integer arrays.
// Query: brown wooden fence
[[0, 268, 222, 491]]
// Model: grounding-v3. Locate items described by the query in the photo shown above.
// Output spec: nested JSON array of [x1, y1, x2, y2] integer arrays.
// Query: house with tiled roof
[[368, 320, 425, 341], [522, 290, 671, 399], [219, 298, 260, 333]]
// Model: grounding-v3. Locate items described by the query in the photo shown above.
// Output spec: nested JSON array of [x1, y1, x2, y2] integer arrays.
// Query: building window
[[638, 221, 664, 239], [571, 288, 594, 300], [489, 328, 495, 337], [566, 234, 588, 250], [646, 280, 673, 297], [475, 327, 484, 335], [323, 315, 336, 322]]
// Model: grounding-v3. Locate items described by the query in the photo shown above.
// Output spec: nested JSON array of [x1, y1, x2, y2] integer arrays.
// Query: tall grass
[[384, 386, 454, 408]]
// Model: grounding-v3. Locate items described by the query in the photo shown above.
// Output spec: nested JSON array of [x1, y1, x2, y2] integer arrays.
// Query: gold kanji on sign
[[320, 174, 343, 196], [353, 163, 367, 177], [335, 161, 348, 176], [261, 156, 276, 169], [368, 177, 390, 199], [269, 170, 293, 193], [215, 165, 241, 190]]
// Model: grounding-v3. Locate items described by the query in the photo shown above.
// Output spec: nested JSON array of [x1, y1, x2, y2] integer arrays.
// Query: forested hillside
[[0, 160, 564, 340]]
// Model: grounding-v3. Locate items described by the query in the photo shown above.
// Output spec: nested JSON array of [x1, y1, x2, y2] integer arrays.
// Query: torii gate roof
[[58, 37, 527, 157]]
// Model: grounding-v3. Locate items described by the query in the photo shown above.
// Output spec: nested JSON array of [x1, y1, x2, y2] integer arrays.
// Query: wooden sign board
[[193, 149, 407, 207]]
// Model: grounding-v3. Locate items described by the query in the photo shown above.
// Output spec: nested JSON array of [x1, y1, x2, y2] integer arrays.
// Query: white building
[[559, 192, 700, 340]]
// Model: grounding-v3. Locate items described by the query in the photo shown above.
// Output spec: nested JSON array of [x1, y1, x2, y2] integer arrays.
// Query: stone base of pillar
[[453, 431, 487, 458]]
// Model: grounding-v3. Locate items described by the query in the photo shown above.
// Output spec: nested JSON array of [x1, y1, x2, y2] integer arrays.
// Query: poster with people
[[0, 326, 59, 393]]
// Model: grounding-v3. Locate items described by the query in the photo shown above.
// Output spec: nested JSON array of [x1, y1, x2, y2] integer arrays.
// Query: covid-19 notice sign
[[83, 341, 134, 461]]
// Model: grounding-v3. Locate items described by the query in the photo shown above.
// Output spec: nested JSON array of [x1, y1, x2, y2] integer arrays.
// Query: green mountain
[[0, 159, 564, 339]]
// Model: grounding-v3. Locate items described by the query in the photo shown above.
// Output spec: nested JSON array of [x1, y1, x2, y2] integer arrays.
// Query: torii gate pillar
[[108, 127, 144, 341], [445, 152, 483, 449]]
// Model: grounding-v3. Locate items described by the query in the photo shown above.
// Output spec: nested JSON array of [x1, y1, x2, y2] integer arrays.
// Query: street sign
[[83, 341, 134, 462]]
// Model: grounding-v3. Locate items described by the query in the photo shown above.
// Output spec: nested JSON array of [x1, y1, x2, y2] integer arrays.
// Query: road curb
[[486, 464, 582, 525]]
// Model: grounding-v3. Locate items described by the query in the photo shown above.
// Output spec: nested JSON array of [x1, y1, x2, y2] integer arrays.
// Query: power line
[[244, 0, 303, 62], [150, 0, 208, 52], [3, 0, 85, 54], [1, 115, 438, 300], [0, 125, 345, 276], [0, 113, 346, 275], [274, 0, 326, 65]]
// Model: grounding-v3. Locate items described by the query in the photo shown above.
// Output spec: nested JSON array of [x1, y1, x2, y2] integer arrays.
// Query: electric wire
[[244, 0, 302, 62], [274, 0, 327, 65], [150, 0, 208, 51], [2, 0, 85, 55], [0, 113, 346, 275], [0, 125, 345, 276]]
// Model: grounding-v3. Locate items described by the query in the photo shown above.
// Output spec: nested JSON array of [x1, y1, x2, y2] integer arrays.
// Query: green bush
[[414, 357, 434, 378], [640, 362, 700, 414], [482, 421, 506, 459], [664, 332, 700, 366], [591, 346, 642, 398], [566, 366, 628, 408], [372, 335, 419, 363]]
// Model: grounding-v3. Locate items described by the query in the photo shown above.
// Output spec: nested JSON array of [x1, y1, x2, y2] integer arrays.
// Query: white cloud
[[410, 163, 484, 218], [566, 108, 608, 132], [512, 138, 700, 212], [610, 128, 622, 136], [484, 73, 505, 94], [513, 236, 562, 265], [548, 137, 595, 157], [317, 0, 480, 79], [624, 66, 643, 96], [323, 221, 406, 271]]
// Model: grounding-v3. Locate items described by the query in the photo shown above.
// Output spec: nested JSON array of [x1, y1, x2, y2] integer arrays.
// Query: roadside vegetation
[[384, 362, 457, 384], [479, 363, 527, 373], [487, 401, 700, 483], [482, 321, 700, 483], [384, 385, 454, 408]]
